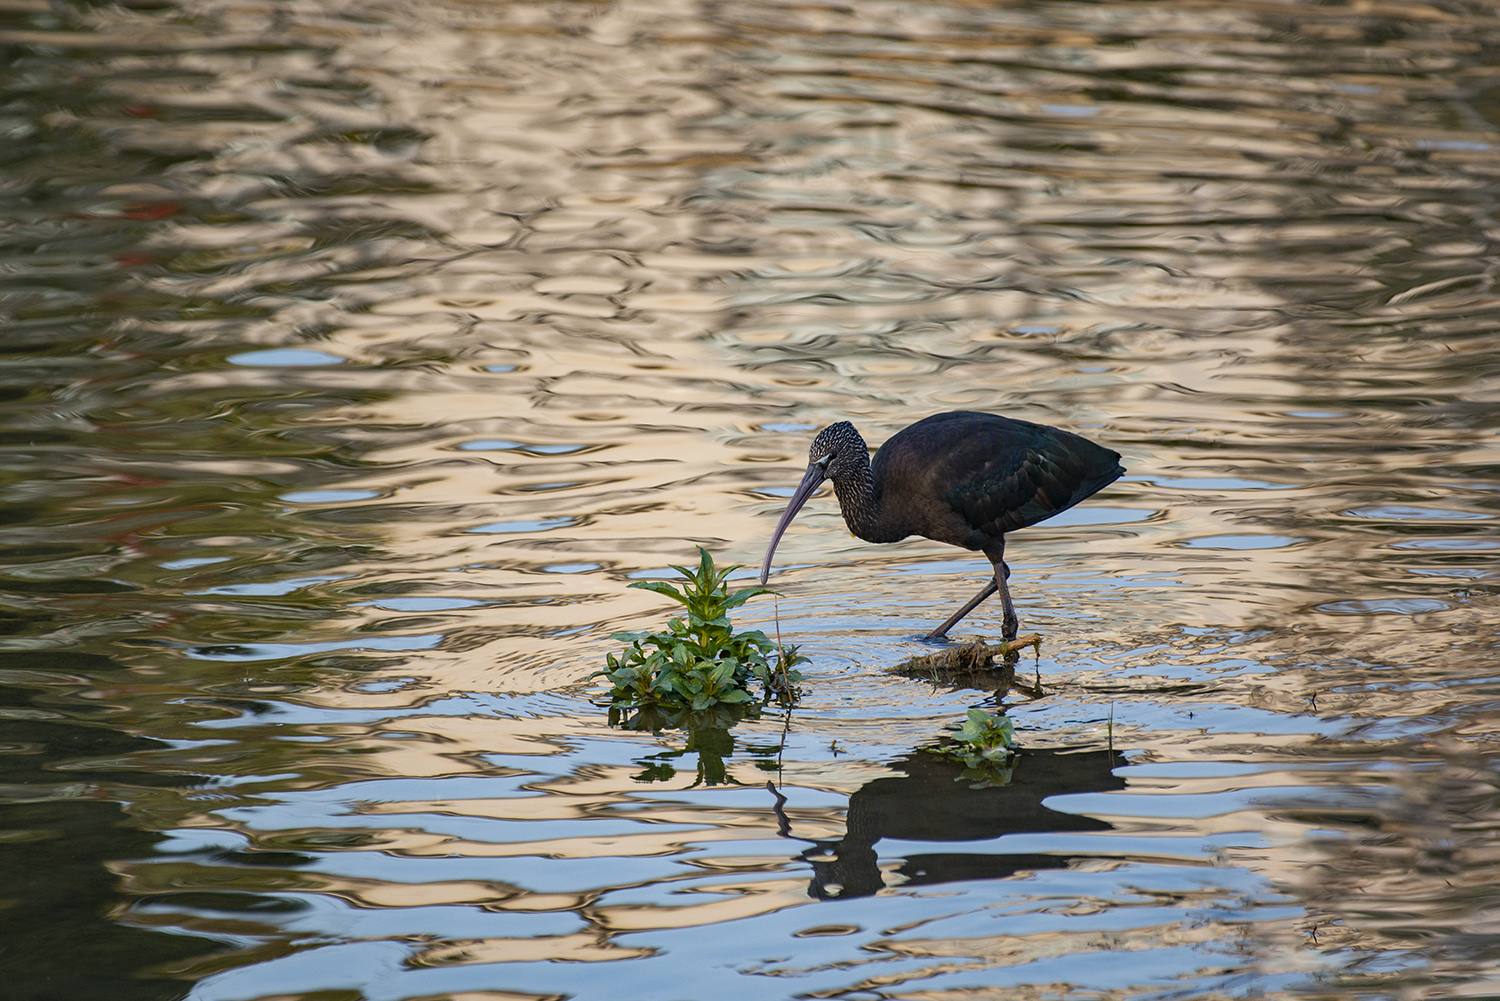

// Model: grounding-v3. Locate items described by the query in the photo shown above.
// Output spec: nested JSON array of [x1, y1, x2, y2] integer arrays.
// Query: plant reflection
[[622, 703, 766, 787]]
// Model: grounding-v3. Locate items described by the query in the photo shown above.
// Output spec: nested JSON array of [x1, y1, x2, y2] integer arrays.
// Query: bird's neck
[[831, 453, 892, 542]]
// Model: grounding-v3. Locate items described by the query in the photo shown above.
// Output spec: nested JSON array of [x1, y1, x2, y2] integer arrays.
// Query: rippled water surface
[[3, 0, 1500, 998]]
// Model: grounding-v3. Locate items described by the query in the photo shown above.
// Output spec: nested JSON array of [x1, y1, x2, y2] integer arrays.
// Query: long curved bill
[[759, 460, 829, 584]]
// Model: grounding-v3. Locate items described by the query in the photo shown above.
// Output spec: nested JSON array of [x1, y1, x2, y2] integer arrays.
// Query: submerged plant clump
[[929, 708, 1019, 788], [598, 548, 806, 723]]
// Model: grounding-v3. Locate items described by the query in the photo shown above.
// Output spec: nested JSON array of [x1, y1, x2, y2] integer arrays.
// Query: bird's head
[[760, 420, 868, 583], [807, 421, 865, 481]]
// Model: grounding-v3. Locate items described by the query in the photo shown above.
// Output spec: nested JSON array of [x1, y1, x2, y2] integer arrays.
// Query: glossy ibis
[[759, 411, 1124, 640]]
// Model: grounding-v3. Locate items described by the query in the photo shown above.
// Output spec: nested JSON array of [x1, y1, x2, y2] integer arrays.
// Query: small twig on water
[[773, 592, 786, 688], [897, 634, 1041, 673], [770, 591, 806, 700], [774, 605, 794, 782]]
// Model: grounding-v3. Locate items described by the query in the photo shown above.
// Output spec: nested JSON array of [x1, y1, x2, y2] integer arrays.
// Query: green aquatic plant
[[930, 708, 1018, 788], [598, 548, 806, 718]]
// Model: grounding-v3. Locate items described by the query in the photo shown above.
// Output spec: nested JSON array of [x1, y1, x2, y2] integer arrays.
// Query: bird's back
[[871, 411, 1124, 549]]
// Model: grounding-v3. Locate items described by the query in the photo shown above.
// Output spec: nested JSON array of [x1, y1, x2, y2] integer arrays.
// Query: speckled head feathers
[[809, 421, 867, 476]]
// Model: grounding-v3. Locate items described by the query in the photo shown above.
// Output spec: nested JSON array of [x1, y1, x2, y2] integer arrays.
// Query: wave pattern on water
[[1, 0, 1499, 998]]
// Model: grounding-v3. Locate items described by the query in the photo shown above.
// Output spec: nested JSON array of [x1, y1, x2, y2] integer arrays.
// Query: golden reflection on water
[[2, 0, 1500, 996]]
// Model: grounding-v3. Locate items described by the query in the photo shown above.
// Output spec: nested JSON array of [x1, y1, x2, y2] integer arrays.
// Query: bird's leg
[[924, 579, 996, 641], [976, 539, 1020, 639], [991, 554, 1019, 640], [924, 542, 1018, 641]]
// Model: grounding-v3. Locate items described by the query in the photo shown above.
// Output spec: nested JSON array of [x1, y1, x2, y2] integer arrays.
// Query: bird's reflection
[[783, 745, 1126, 900]]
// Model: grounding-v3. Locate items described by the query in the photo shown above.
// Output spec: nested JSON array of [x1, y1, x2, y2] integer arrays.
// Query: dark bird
[[759, 411, 1124, 641]]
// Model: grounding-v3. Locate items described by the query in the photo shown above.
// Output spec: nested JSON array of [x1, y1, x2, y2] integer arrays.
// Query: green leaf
[[628, 580, 693, 607], [723, 586, 770, 610]]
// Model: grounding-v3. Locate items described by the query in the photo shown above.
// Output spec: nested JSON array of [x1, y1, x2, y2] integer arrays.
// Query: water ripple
[[2, 0, 1500, 997]]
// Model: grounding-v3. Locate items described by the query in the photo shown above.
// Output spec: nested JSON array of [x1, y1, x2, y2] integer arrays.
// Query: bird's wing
[[942, 446, 1077, 536], [939, 426, 1118, 536], [873, 412, 1122, 546]]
